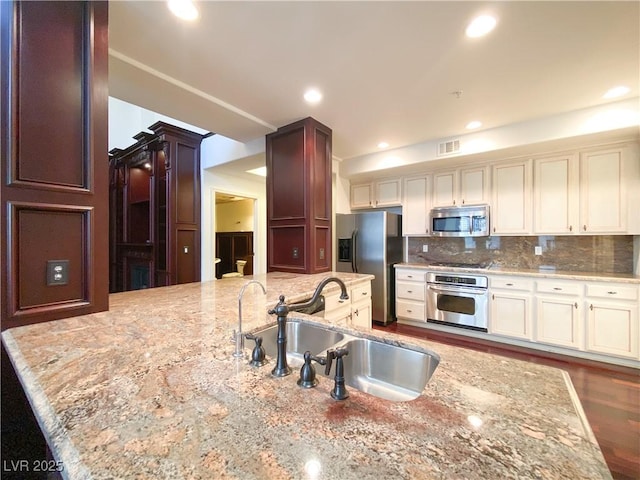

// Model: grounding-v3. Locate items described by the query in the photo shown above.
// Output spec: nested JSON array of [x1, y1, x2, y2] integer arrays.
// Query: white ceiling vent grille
[[437, 140, 461, 156]]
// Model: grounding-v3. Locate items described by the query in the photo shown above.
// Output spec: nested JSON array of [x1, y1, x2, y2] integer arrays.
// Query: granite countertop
[[2, 272, 612, 479], [397, 262, 640, 284]]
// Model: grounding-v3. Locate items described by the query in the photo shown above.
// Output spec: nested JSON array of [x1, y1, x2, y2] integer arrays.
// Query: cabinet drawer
[[324, 291, 350, 312], [396, 300, 426, 321], [586, 284, 638, 301], [536, 280, 582, 296], [324, 303, 351, 321], [490, 277, 534, 291], [396, 269, 427, 282], [351, 283, 371, 301], [396, 281, 425, 301]]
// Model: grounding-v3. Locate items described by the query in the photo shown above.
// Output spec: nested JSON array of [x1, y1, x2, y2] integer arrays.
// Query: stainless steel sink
[[250, 321, 439, 401], [330, 338, 440, 402], [254, 321, 345, 364]]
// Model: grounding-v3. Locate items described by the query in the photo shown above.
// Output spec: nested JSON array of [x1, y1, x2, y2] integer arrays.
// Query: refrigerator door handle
[[352, 229, 358, 273]]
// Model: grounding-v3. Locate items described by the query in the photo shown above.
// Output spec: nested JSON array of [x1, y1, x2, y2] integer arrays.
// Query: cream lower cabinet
[[489, 276, 534, 340], [395, 268, 427, 323], [535, 280, 582, 349], [323, 280, 372, 329], [585, 283, 639, 359]]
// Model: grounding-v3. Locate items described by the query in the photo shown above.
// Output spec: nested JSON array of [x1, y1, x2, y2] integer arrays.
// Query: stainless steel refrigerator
[[336, 211, 403, 325]]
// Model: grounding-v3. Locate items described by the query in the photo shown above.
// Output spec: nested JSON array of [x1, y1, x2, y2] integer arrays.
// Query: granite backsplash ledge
[[406, 235, 635, 273]]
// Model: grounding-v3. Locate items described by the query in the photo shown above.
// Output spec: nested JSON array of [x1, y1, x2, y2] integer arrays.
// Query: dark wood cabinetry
[[109, 122, 206, 292], [215, 232, 254, 278], [266, 117, 332, 274], [1, 1, 109, 329]]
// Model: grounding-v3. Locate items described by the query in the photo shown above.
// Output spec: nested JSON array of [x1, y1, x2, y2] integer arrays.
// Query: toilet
[[221, 259, 247, 278]]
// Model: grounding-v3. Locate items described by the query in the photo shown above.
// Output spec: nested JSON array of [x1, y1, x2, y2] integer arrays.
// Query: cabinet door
[[534, 155, 578, 234], [351, 299, 372, 329], [536, 296, 582, 349], [580, 148, 626, 233], [586, 301, 638, 358], [490, 292, 532, 339], [375, 178, 402, 207], [432, 171, 457, 207], [403, 176, 430, 235], [460, 167, 487, 205], [350, 183, 373, 209], [492, 161, 532, 234]]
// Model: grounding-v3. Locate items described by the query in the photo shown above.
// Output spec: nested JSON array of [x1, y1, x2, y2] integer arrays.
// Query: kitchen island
[[2, 272, 612, 479]]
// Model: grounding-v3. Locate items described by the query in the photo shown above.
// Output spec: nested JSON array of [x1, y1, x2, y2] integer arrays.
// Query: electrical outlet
[[534, 246, 542, 256], [292, 247, 299, 259], [47, 260, 69, 286], [319, 248, 325, 260], [422, 244, 428, 253]]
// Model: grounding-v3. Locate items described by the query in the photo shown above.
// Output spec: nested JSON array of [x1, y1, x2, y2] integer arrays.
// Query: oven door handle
[[427, 284, 487, 296]]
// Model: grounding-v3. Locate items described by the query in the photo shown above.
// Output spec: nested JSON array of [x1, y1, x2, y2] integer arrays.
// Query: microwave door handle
[[352, 229, 358, 273]]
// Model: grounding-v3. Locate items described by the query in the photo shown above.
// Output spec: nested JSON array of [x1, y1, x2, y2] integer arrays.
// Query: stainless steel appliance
[[430, 204, 490, 237], [336, 212, 402, 325], [426, 271, 488, 331]]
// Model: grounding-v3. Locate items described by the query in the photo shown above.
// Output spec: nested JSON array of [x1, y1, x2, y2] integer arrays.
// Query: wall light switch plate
[[534, 246, 543, 256], [47, 260, 69, 286], [422, 244, 428, 253]]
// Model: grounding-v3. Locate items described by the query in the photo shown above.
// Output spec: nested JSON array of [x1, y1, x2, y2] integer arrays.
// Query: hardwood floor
[[374, 322, 640, 480]]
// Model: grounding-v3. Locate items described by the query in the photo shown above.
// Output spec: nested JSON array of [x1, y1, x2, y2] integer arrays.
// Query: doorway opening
[[214, 192, 256, 279]]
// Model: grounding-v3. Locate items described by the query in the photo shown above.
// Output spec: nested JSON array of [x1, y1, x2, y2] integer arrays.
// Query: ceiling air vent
[[437, 139, 460, 156]]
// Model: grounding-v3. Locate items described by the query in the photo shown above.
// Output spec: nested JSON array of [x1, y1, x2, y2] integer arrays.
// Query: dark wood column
[[1, 1, 109, 330], [266, 117, 332, 274]]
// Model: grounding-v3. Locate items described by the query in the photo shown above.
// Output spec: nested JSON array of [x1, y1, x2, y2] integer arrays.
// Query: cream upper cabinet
[[491, 160, 532, 235], [402, 175, 431, 235], [432, 167, 487, 207], [579, 145, 639, 234], [534, 154, 579, 234], [350, 178, 402, 209]]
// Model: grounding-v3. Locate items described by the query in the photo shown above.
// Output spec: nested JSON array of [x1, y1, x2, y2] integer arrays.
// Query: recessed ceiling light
[[377, 142, 389, 149], [304, 88, 322, 104], [603, 85, 630, 99], [466, 121, 482, 130], [466, 15, 497, 38], [246, 166, 267, 177], [167, 0, 199, 21]]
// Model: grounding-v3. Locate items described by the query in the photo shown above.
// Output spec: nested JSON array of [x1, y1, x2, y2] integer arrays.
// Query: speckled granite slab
[[2, 272, 612, 479]]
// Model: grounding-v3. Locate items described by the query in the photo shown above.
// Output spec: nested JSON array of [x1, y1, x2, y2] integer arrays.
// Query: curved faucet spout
[[234, 280, 267, 358], [289, 277, 349, 312]]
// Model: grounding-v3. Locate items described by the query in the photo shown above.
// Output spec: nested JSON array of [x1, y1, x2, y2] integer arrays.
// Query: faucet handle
[[268, 294, 289, 316], [325, 347, 350, 401], [245, 333, 267, 367], [297, 351, 326, 388]]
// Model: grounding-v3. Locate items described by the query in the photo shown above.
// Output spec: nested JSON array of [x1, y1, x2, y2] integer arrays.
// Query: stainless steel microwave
[[430, 204, 490, 237]]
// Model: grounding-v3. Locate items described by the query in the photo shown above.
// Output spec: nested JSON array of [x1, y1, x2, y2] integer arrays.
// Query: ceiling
[[108, 1, 639, 162]]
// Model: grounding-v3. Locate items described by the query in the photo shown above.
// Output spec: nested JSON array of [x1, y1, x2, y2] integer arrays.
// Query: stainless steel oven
[[426, 272, 488, 332]]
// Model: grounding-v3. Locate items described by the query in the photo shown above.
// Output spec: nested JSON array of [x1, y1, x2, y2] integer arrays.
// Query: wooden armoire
[[108, 122, 207, 292], [266, 117, 332, 274]]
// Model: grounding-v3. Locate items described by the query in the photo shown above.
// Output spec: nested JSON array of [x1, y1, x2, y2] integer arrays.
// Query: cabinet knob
[[590, 304, 593, 310], [462, 199, 465, 205], [583, 225, 587, 231], [574, 302, 578, 309], [493, 227, 496, 232], [453, 200, 456, 205], [569, 225, 573, 232]]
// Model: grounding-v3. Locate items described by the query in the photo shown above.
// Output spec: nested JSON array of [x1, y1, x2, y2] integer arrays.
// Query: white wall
[[201, 166, 266, 281]]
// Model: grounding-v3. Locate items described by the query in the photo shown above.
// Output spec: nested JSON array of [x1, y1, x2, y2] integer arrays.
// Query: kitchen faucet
[[269, 277, 350, 377], [234, 280, 267, 358]]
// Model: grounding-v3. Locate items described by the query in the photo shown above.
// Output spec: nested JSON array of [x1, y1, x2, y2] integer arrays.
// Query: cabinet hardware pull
[[574, 302, 578, 309], [553, 287, 562, 291], [362, 292, 367, 296], [353, 309, 359, 316], [569, 225, 573, 232], [506, 283, 513, 286], [407, 290, 413, 293], [338, 300, 345, 304], [583, 224, 587, 231], [590, 304, 593, 310], [492, 294, 495, 300], [407, 309, 412, 313], [493, 227, 496, 232], [453, 200, 456, 205], [607, 291, 617, 295], [408, 275, 413, 278]]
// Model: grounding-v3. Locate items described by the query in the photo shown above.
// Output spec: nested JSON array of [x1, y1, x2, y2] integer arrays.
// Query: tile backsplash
[[406, 235, 636, 273]]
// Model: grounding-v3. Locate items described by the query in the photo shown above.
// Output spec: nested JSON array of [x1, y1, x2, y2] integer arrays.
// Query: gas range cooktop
[[427, 261, 491, 269]]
